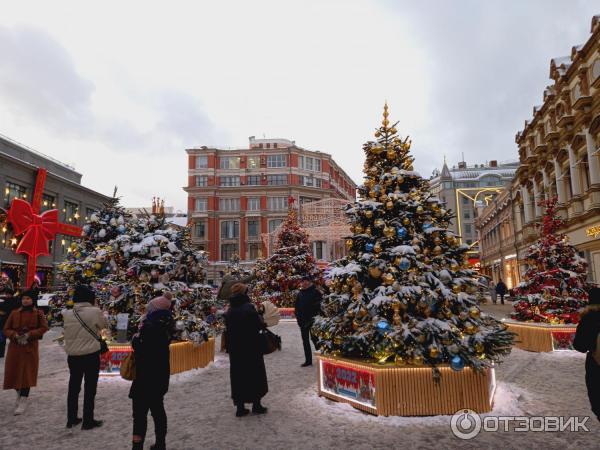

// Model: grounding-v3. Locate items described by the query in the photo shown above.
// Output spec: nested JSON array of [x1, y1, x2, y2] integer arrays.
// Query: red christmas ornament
[[6, 169, 82, 288]]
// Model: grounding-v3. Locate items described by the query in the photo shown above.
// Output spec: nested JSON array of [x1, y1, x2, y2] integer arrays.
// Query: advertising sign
[[552, 330, 576, 351], [320, 359, 376, 408], [100, 346, 133, 375]]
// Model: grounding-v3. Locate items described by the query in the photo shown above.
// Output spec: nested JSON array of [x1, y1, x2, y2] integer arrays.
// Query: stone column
[[567, 144, 582, 197], [541, 168, 550, 200], [553, 158, 568, 204], [521, 185, 532, 224], [584, 128, 600, 186], [532, 182, 542, 217]]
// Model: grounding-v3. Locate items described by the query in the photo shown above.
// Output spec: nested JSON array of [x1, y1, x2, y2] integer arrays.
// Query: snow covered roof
[[166, 216, 189, 227]]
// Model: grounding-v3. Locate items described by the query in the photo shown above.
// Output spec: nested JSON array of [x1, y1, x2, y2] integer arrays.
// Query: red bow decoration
[[6, 169, 82, 288]]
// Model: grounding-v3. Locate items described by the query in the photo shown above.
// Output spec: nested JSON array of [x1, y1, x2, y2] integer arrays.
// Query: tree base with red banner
[[100, 339, 215, 376], [504, 320, 577, 352], [317, 354, 496, 416]]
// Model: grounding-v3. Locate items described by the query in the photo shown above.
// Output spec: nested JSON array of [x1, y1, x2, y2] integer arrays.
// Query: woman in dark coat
[[3, 290, 48, 415], [224, 283, 268, 417], [130, 296, 173, 450], [573, 287, 600, 422]]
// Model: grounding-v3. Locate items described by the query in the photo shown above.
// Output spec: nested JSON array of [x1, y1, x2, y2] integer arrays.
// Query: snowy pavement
[[0, 316, 598, 449]]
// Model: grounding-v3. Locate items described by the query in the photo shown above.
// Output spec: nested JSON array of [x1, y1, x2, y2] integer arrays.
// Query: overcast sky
[[0, 1, 598, 210]]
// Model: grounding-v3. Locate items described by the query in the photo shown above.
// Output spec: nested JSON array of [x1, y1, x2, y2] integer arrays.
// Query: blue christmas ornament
[[450, 355, 465, 371], [117, 225, 126, 234], [376, 320, 391, 333], [365, 242, 375, 252], [399, 258, 410, 271], [423, 222, 433, 231], [396, 226, 407, 238]]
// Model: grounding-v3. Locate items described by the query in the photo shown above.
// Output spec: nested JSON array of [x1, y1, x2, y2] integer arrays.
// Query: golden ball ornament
[[369, 190, 377, 199], [403, 217, 410, 225], [355, 224, 364, 234], [452, 285, 461, 294], [433, 237, 441, 245], [374, 242, 382, 253], [368, 266, 383, 278], [372, 146, 383, 155], [386, 149, 396, 160], [386, 200, 394, 210], [450, 262, 459, 271], [474, 342, 484, 353], [358, 308, 369, 318], [352, 320, 360, 331], [374, 218, 385, 228], [383, 226, 395, 238], [390, 127, 397, 134], [465, 323, 477, 334], [391, 166, 399, 175], [396, 175, 404, 184], [365, 210, 373, 219], [417, 334, 427, 344], [382, 273, 395, 285], [374, 130, 381, 138], [416, 206, 424, 214], [365, 226, 372, 236], [412, 354, 424, 365], [345, 239, 353, 250], [429, 346, 440, 358], [433, 245, 442, 255], [469, 307, 480, 319], [94, 263, 102, 270]]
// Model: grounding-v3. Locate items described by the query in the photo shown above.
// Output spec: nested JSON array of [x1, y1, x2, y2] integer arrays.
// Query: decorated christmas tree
[[252, 200, 322, 307], [312, 104, 514, 375], [57, 194, 219, 342], [512, 197, 588, 324]]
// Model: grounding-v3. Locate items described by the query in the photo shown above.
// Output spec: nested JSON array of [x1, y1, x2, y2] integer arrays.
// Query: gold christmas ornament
[[433, 245, 442, 255], [465, 323, 477, 334], [391, 166, 399, 175], [429, 346, 440, 358], [452, 285, 461, 294], [386, 200, 394, 210], [369, 190, 377, 199], [416, 206, 424, 214], [469, 307, 480, 319], [403, 217, 410, 225], [383, 226, 395, 238], [474, 342, 484, 353], [396, 175, 404, 184], [382, 273, 395, 285], [374, 242, 382, 253], [355, 224, 364, 234], [345, 239, 353, 250], [365, 210, 373, 219], [433, 237, 441, 245], [365, 226, 372, 236], [386, 149, 396, 160], [374, 218, 385, 228], [352, 320, 360, 331], [372, 146, 383, 155], [368, 266, 383, 278], [394, 354, 405, 365], [412, 354, 424, 365]]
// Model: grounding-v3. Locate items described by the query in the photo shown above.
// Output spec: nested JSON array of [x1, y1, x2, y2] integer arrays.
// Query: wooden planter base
[[317, 355, 496, 416], [100, 338, 215, 375], [505, 321, 577, 352]]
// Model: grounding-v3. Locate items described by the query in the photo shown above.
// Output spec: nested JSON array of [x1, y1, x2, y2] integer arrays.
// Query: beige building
[[513, 15, 600, 284], [475, 187, 520, 289]]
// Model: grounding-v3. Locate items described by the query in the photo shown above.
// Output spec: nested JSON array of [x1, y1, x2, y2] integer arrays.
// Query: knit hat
[[146, 296, 172, 315], [230, 283, 247, 298], [73, 285, 95, 303], [20, 289, 38, 304], [589, 287, 600, 306]]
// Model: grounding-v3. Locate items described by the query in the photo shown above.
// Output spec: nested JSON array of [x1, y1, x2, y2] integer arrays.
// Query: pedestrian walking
[[574, 287, 600, 422], [295, 276, 322, 367], [130, 296, 174, 450], [62, 285, 108, 429], [0, 278, 17, 358], [224, 283, 268, 417], [2, 289, 48, 415], [496, 279, 508, 305], [573, 287, 600, 421], [489, 280, 497, 304], [218, 270, 256, 352]]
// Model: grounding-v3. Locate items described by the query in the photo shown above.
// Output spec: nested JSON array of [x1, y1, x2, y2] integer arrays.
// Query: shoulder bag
[[261, 328, 282, 355], [120, 352, 136, 380], [73, 309, 109, 354]]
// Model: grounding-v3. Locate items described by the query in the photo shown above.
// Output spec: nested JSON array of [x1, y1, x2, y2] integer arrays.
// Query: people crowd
[[1, 269, 599, 449]]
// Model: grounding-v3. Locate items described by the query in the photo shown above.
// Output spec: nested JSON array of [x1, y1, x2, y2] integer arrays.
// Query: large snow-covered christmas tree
[[312, 104, 514, 373], [252, 200, 322, 307], [512, 197, 588, 324], [57, 195, 219, 342]]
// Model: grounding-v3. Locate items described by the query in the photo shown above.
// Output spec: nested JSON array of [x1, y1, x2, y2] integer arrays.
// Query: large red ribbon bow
[[7, 198, 59, 258]]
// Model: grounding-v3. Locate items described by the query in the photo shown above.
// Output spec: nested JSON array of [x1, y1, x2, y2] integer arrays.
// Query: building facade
[[513, 15, 600, 285], [429, 159, 519, 266], [184, 136, 356, 282], [475, 187, 520, 289], [0, 134, 110, 290]]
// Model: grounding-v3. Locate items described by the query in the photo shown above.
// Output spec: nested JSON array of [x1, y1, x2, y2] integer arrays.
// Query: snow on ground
[[0, 307, 598, 449]]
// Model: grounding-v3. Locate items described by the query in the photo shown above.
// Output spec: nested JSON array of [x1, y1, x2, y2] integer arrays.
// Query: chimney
[[458, 161, 467, 169], [490, 160, 498, 168]]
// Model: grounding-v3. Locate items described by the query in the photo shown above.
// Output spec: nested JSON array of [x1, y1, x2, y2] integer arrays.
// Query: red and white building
[[184, 136, 356, 282]]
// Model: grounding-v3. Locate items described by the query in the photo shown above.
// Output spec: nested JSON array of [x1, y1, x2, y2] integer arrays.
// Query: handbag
[[73, 309, 109, 354], [261, 328, 282, 355], [120, 352, 136, 380]]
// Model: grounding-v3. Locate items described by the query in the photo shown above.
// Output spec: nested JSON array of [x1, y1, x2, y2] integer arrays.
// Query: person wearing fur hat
[[574, 287, 600, 422], [224, 283, 268, 417], [130, 296, 174, 450], [62, 285, 108, 429], [3, 289, 48, 415]]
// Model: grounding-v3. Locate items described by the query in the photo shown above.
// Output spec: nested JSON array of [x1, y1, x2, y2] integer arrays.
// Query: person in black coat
[[295, 276, 323, 367], [573, 287, 600, 422], [224, 283, 268, 417], [495, 279, 508, 305], [130, 296, 174, 450], [0, 279, 16, 358]]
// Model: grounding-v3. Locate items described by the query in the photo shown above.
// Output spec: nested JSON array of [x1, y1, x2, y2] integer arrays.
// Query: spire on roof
[[440, 158, 452, 180]]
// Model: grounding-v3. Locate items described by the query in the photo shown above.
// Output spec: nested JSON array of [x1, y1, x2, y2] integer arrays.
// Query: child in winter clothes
[[574, 287, 600, 422]]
